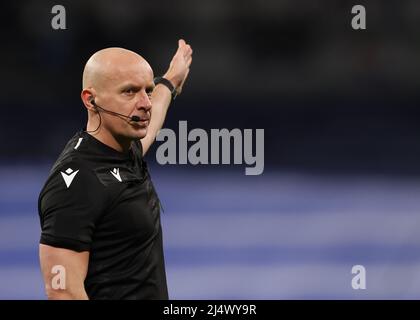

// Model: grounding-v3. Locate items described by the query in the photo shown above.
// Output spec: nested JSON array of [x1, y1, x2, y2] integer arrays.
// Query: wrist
[[162, 73, 181, 91], [154, 76, 178, 100]]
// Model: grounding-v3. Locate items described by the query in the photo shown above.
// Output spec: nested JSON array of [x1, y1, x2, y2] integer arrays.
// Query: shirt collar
[[80, 130, 135, 161]]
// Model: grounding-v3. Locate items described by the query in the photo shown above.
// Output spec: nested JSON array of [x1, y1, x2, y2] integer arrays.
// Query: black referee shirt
[[38, 130, 168, 300]]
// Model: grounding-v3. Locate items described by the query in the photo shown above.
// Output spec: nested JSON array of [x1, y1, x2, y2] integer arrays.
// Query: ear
[[81, 88, 96, 111]]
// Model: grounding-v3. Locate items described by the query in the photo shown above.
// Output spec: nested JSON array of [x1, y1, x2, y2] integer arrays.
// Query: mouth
[[131, 119, 149, 128], [133, 114, 150, 121]]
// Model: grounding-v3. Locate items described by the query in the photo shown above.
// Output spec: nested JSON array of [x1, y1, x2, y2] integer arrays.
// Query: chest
[[93, 164, 161, 242]]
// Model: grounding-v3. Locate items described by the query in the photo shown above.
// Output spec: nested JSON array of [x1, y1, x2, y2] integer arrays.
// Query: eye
[[125, 88, 135, 94]]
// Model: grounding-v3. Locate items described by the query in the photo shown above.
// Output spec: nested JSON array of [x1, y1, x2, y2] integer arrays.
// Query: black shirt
[[38, 130, 168, 300]]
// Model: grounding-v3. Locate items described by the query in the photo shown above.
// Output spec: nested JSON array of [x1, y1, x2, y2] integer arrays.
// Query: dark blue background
[[1, 0, 420, 299]]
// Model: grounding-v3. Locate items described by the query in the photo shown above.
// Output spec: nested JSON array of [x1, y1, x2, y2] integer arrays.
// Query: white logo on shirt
[[60, 168, 79, 188], [110, 168, 122, 182]]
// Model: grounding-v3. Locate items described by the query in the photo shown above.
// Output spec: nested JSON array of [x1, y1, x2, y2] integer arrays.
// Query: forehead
[[105, 59, 154, 88]]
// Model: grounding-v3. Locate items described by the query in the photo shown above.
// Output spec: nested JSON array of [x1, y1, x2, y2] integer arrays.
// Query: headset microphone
[[90, 99, 141, 122]]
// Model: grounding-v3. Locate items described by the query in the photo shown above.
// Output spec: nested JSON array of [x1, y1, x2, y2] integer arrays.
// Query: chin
[[131, 127, 148, 140]]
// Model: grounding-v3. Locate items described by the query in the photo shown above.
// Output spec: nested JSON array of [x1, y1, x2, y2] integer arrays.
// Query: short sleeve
[[38, 162, 105, 252]]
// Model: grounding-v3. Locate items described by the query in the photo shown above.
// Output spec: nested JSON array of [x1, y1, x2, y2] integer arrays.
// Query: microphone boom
[[90, 100, 141, 122]]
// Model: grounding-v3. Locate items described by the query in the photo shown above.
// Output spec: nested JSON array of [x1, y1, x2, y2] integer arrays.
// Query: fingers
[[178, 39, 186, 47], [186, 55, 192, 67], [186, 45, 193, 56], [178, 38, 193, 57], [183, 47, 193, 63]]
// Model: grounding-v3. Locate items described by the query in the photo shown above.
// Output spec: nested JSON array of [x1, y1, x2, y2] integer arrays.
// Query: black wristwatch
[[154, 76, 178, 100]]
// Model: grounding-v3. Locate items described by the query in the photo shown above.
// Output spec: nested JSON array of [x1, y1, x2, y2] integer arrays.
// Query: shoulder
[[52, 158, 99, 189], [45, 132, 102, 190], [39, 132, 104, 203], [39, 157, 103, 208]]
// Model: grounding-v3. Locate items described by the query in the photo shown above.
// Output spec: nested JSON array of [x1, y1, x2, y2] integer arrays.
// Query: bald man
[[38, 40, 192, 299]]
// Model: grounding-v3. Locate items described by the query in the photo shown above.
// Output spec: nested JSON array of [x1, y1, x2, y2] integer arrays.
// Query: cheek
[[102, 114, 124, 132]]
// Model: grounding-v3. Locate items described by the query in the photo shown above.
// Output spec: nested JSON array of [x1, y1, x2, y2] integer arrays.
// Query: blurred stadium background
[[1, 0, 420, 299]]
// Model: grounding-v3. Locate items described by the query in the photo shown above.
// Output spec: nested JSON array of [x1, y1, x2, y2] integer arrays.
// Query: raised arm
[[141, 39, 193, 155], [39, 244, 90, 300]]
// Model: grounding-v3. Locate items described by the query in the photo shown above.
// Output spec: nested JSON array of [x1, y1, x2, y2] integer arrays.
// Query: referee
[[38, 40, 193, 299]]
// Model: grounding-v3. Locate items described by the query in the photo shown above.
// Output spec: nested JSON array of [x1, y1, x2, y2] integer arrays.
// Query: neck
[[86, 121, 131, 153]]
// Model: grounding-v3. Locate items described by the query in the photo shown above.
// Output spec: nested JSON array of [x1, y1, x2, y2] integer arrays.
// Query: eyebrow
[[146, 83, 155, 93], [119, 83, 155, 93]]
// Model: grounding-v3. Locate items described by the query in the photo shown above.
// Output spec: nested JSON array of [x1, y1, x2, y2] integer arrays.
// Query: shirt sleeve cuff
[[40, 233, 91, 252]]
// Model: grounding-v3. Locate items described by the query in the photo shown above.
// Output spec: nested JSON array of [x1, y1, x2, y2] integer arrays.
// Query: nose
[[135, 90, 152, 112]]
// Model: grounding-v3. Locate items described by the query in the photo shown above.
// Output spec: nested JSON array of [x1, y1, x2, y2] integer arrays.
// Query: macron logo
[[60, 168, 79, 188], [110, 168, 122, 182]]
